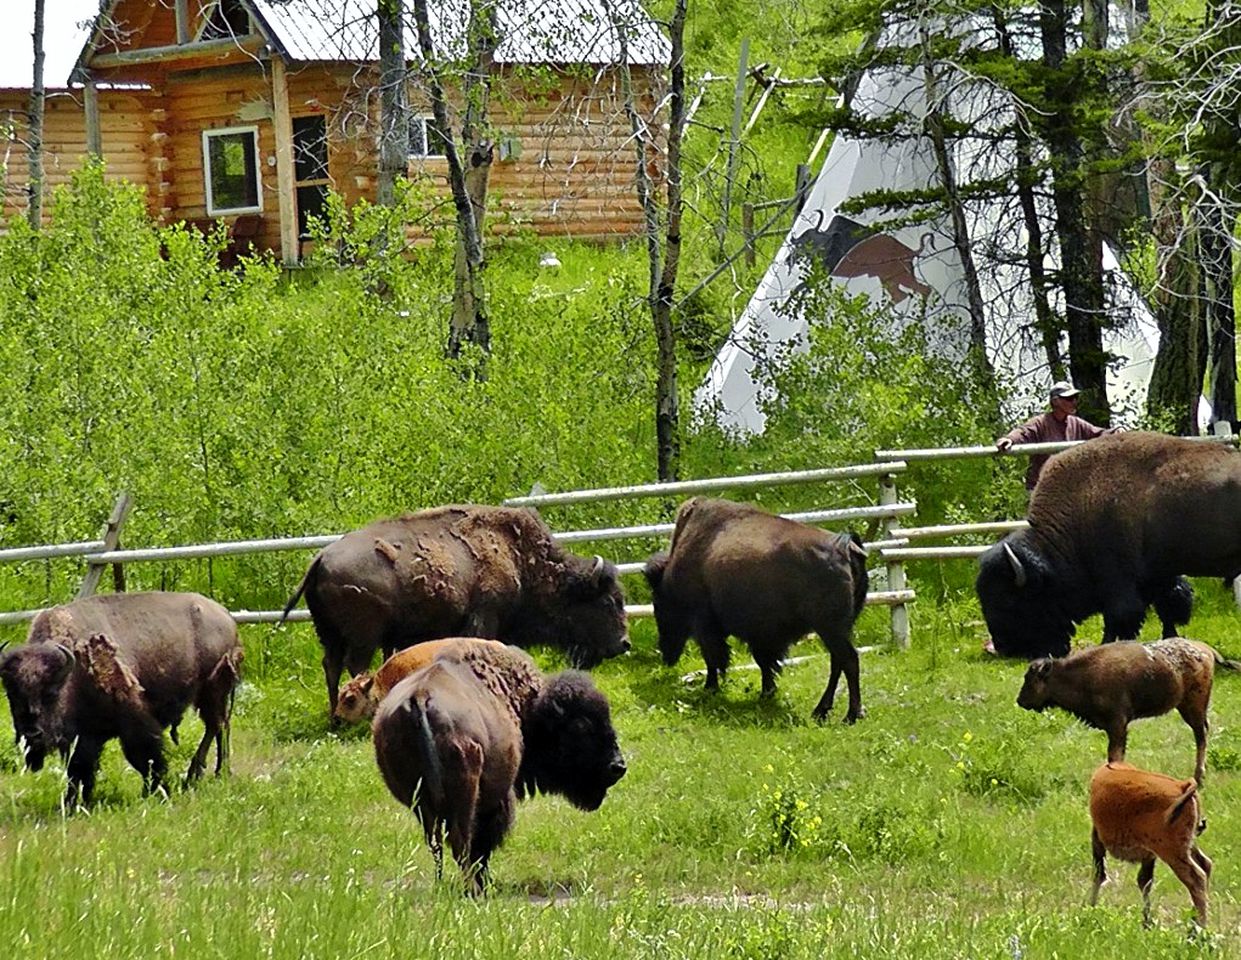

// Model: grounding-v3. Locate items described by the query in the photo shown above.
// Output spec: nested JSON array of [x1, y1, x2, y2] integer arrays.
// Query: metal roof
[[250, 0, 669, 66]]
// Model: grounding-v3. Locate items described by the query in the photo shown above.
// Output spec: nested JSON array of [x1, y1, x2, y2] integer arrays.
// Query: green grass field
[[3, 586, 1240, 959]]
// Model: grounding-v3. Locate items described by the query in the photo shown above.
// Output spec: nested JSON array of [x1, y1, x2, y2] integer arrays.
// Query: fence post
[[77, 492, 133, 599], [879, 473, 909, 648]]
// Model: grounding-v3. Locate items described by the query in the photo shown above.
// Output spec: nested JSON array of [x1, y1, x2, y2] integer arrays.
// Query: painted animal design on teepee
[[790, 212, 933, 303]]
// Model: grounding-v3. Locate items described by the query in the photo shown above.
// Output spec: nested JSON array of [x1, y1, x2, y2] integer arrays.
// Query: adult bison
[[281, 505, 630, 716], [0, 592, 243, 806], [976, 431, 1241, 659], [372, 642, 625, 894], [643, 497, 871, 722]]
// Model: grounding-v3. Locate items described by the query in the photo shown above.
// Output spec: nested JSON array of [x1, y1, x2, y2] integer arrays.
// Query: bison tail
[[1209, 647, 1241, 672], [277, 556, 320, 628], [1165, 781, 1199, 827], [844, 531, 870, 619], [406, 695, 445, 811]]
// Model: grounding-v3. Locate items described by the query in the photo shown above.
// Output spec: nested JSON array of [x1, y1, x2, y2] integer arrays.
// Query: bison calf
[[372, 643, 626, 894], [1089, 761, 1211, 927], [334, 637, 507, 724], [1017, 638, 1220, 784], [643, 497, 870, 722], [0, 592, 243, 807]]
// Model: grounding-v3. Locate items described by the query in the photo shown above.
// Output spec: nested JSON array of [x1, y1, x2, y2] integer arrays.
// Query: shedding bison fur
[[0, 592, 243, 807], [280, 505, 630, 717], [975, 432, 1241, 658], [372, 644, 625, 894], [643, 497, 871, 722]]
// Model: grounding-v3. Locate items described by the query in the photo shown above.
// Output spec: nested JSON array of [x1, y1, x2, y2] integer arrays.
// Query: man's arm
[[995, 415, 1045, 451]]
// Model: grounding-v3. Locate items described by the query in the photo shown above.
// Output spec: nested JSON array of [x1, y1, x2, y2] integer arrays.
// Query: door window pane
[[293, 116, 328, 182]]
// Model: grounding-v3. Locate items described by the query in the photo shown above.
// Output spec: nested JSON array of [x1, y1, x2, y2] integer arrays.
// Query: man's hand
[[995, 437, 1014, 452]]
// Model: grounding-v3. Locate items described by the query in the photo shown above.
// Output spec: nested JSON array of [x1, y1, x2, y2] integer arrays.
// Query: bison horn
[[590, 555, 607, 583], [1002, 543, 1027, 588], [53, 643, 76, 679]]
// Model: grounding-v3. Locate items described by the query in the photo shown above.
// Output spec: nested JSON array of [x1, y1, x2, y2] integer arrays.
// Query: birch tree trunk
[[376, 0, 408, 209], [606, 0, 686, 481], [409, 0, 491, 364], [27, 0, 45, 230]]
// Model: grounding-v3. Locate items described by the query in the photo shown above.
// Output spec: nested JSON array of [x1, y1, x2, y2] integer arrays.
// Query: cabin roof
[[253, 0, 668, 65], [73, 0, 668, 82]]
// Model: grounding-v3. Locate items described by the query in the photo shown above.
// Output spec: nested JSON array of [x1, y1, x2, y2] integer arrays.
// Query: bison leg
[[696, 622, 730, 692], [1089, 828, 1107, 906], [1104, 722, 1129, 764], [119, 724, 169, 797], [1166, 853, 1210, 926], [1136, 857, 1155, 926], [468, 792, 516, 896], [1101, 588, 1146, 644], [322, 648, 345, 721], [814, 629, 863, 724], [64, 735, 106, 809], [757, 657, 780, 699], [445, 742, 485, 895], [1178, 704, 1210, 786]]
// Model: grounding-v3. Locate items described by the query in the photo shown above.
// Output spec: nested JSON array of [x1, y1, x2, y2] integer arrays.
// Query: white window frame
[[408, 115, 447, 160], [202, 125, 263, 216]]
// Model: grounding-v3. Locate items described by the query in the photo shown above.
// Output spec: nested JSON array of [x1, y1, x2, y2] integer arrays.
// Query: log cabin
[[0, 0, 668, 262]]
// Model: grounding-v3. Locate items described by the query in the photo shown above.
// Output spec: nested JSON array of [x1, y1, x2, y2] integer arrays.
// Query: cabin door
[[292, 116, 330, 238]]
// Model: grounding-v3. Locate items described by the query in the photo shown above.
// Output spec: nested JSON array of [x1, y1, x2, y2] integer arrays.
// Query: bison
[[334, 637, 507, 725], [0, 592, 243, 807], [1089, 761, 1211, 927], [643, 497, 871, 722], [975, 431, 1239, 659], [372, 642, 625, 894], [1017, 638, 1230, 784], [281, 505, 630, 716]]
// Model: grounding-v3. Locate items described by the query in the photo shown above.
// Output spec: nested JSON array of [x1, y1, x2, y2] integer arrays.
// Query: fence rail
[[0, 463, 915, 637]]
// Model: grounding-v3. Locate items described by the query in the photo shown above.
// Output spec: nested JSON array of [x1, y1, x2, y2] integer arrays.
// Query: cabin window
[[199, 0, 252, 40], [293, 115, 330, 238], [202, 126, 262, 216], [408, 115, 447, 159]]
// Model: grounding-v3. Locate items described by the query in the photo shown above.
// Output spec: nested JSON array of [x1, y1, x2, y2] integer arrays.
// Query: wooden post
[[879, 474, 910, 648], [83, 79, 102, 157], [718, 37, 749, 256], [175, 0, 190, 45], [77, 493, 133, 599], [270, 57, 300, 266], [742, 202, 755, 266]]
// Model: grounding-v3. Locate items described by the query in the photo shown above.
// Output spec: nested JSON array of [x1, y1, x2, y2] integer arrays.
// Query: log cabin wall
[[1, 59, 661, 249], [0, 88, 162, 225]]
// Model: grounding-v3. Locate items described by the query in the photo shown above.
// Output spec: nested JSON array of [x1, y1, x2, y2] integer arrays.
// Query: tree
[[28, 0, 45, 229], [376, 0, 409, 210], [409, 0, 495, 364], [606, 0, 687, 482]]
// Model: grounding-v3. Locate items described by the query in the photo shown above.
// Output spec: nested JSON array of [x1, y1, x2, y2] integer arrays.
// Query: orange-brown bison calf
[[1089, 761, 1211, 926], [334, 638, 507, 724], [372, 643, 626, 894], [1017, 638, 1221, 784]]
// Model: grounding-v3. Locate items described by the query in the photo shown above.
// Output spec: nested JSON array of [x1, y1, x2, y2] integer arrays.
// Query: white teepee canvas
[[696, 25, 1163, 434]]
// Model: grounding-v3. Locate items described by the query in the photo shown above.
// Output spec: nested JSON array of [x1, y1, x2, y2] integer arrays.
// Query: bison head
[[1016, 658, 1056, 711], [642, 552, 690, 666], [552, 556, 630, 669], [0, 642, 75, 770], [333, 674, 377, 724], [976, 536, 1074, 659], [519, 671, 626, 811]]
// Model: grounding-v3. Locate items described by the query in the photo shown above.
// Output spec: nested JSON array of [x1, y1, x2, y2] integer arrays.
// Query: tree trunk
[[450, 0, 498, 359], [606, 0, 685, 482], [27, 0, 45, 230], [410, 0, 490, 364], [376, 0, 408, 209], [1198, 167, 1237, 427], [920, 19, 994, 400], [1041, 0, 1110, 424], [993, 6, 1063, 379]]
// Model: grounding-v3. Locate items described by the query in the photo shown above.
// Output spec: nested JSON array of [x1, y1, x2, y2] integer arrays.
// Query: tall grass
[[2, 599, 1239, 958]]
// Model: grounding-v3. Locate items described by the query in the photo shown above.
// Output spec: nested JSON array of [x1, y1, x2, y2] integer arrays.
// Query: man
[[995, 381, 1112, 493]]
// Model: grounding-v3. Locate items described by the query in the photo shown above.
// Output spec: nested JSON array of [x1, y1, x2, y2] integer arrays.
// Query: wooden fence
[[0, 460, 917, 644]]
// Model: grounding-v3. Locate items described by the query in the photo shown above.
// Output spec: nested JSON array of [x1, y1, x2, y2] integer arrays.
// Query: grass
[[2, 586, 1241, 958]]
